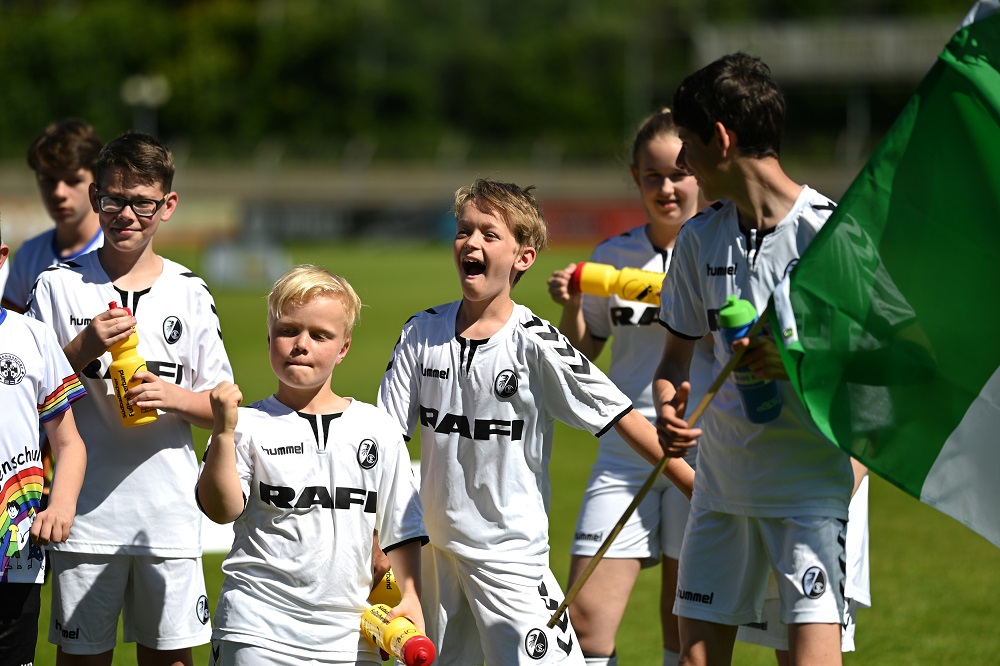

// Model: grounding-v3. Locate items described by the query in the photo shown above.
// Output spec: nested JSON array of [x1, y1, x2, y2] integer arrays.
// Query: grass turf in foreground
[[34, 241, 1000, 665]]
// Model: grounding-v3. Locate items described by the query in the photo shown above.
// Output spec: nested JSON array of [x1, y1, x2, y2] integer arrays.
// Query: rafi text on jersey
[[610, 306, 659, 327], [419, 406, 524, 441], [259, 481, 377, 512]]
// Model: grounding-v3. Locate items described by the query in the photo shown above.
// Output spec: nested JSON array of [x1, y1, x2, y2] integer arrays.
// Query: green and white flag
[[771, 3, 1000, 548]]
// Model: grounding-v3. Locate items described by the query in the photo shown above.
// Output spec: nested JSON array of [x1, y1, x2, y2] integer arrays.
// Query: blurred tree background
[[0, 0, 972, 168]]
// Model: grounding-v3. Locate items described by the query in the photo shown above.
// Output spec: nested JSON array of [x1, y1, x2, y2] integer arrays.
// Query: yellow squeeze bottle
[[368, 568, 403, 607], [107, 301, 157, 427], [360, 604, 436, 666], [570, 261, 665, 305]]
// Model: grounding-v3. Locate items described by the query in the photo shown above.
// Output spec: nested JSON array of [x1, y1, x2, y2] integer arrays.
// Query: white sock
[[584, 654, 618, 666], [663, 647, 681, 666]]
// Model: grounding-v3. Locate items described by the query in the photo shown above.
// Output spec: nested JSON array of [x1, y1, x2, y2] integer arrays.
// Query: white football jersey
[[659, 187, 853, 519], [583, 226, 713, 472], [26, 252, 233, 556], [3, 228, 103, 310], [203, 396, 426, 660], [378, 300, 633, 573], [0, 308, 86, 584]]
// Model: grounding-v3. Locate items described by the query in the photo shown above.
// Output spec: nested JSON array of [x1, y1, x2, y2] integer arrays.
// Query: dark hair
[[630, 108, 679, 168], [27, 118, 103, 175], [672, 52, 785, 159], [94, 131, 175, 192]]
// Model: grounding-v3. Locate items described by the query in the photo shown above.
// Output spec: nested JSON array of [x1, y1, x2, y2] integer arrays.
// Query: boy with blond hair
[[378, 178, 693, 666], [27, 131, 234, 665], [198, 264, 427, 665]]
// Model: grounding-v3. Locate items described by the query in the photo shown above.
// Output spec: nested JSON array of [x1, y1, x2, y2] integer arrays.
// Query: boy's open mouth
[[463, 258, 486, 276]]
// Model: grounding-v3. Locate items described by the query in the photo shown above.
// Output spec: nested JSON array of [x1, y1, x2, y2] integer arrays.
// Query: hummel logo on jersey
[[259, 481, 377, 511], [677, 588, 715, 604], [163, 316, 183, 344], [706, 263, 738, 277], [494, 369, 517, 398], [262, 444, 304, 455], [574, 530, 603, 543], [419, 406, 524, 441], [420, 364, 450, 379], [70, 315, 92, 327], [358, 439, 378, 469], [0, 354, 26, 385], [802, 566, 827, 599]]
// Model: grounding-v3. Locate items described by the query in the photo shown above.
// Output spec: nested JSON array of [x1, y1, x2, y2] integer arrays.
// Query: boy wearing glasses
[[27, 131, 234, 666]]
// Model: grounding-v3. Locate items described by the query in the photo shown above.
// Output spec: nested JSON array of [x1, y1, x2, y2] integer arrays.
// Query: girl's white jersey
[[203, 396, 427, 661], [0, 308, 86, 584], [378, 300, 632, 575], [659, 187, 853, 519], [26, 252, 233, 556], [3, 227, 103, 310], [583, 225, 712, 472]]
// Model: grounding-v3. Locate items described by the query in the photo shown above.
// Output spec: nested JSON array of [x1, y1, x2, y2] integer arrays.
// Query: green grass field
[[35, 241, 1000, 664]]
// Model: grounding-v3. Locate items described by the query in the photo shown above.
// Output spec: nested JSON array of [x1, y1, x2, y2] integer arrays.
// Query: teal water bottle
[[717, 295, 782, 424]]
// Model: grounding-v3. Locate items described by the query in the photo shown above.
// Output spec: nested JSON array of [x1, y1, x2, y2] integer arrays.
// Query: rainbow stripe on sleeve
[[38, 374, 87, 423]]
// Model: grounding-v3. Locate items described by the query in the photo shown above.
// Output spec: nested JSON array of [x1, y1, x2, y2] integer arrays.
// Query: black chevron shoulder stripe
[[522, 316, 591, 375]]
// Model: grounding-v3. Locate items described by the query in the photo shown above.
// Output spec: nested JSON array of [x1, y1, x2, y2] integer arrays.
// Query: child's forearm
[[197, 429, 245, 523], [614, 409, 695, 498], [386, 540, 422, 601], [44, 411, 87, 512], [167, 387, 216, 430]]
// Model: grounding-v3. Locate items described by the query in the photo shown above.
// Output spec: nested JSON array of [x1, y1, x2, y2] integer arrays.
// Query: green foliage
[[0, 0, 970, 164], [32, 241, 1000, 664]]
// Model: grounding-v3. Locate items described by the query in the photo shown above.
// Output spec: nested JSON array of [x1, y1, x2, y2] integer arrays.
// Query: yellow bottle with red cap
[[107, 301, 158, 427], [570, 262, 665, 305], [361, 604, 436, 666], [368, 568, 402, 607]]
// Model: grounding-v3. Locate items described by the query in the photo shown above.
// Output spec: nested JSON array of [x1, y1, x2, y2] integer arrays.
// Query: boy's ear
[[714, 121, 737, 158], [630, 164, 641, 188], [89, 183, 100, 213], [0, 244, 8, 270], [158, 192, 180, 221], [335, 337, 352, 365], [514, 246, 536, 273]]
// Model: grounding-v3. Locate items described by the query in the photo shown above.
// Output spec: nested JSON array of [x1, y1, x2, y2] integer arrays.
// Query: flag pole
[[547, 316, 767, 629]]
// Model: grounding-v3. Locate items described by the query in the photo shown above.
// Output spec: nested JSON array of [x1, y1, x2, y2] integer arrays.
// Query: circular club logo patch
[[494, 369, 518, 399], [358, 439, 378, 469], [196, 595, 210, 624], [802, 566, 827, 599], [0, 354, 26, 385], [524, 628, 548, 659], [162, 316, 183, 344]]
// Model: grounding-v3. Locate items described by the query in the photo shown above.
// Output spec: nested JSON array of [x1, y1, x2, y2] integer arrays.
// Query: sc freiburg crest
[[163, 316, 183, 344], [494, 369, 518, 399], [524, 628, 548, 659], [358, 439, 378, 469]]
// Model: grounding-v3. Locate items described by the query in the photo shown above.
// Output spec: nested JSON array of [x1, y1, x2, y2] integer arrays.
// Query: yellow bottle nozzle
[[570, 262, 665, 305]]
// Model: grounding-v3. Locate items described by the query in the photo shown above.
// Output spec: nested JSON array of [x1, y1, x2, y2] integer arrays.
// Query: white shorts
[[735, 574, 860, 651], [675, 507, 846, 627], [422, 545, 585, 666], [570, 468, 690, 562], [209, 639, 380, 666], [49, 551, 212, 654]]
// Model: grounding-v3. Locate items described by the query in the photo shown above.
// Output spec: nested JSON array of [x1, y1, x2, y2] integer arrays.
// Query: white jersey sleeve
[[4, 228, 103, 311], [378, 313, 426, 440]]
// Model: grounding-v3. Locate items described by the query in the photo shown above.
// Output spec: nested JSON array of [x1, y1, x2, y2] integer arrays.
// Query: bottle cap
[[569, 262, 588, 293], [400, 634, 437, 666], [108, 301, 133, 316], [717, 294, 757, 329]]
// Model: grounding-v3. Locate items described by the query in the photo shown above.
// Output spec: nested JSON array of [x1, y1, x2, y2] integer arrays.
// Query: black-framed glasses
[[96, 194, 166, 218]]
